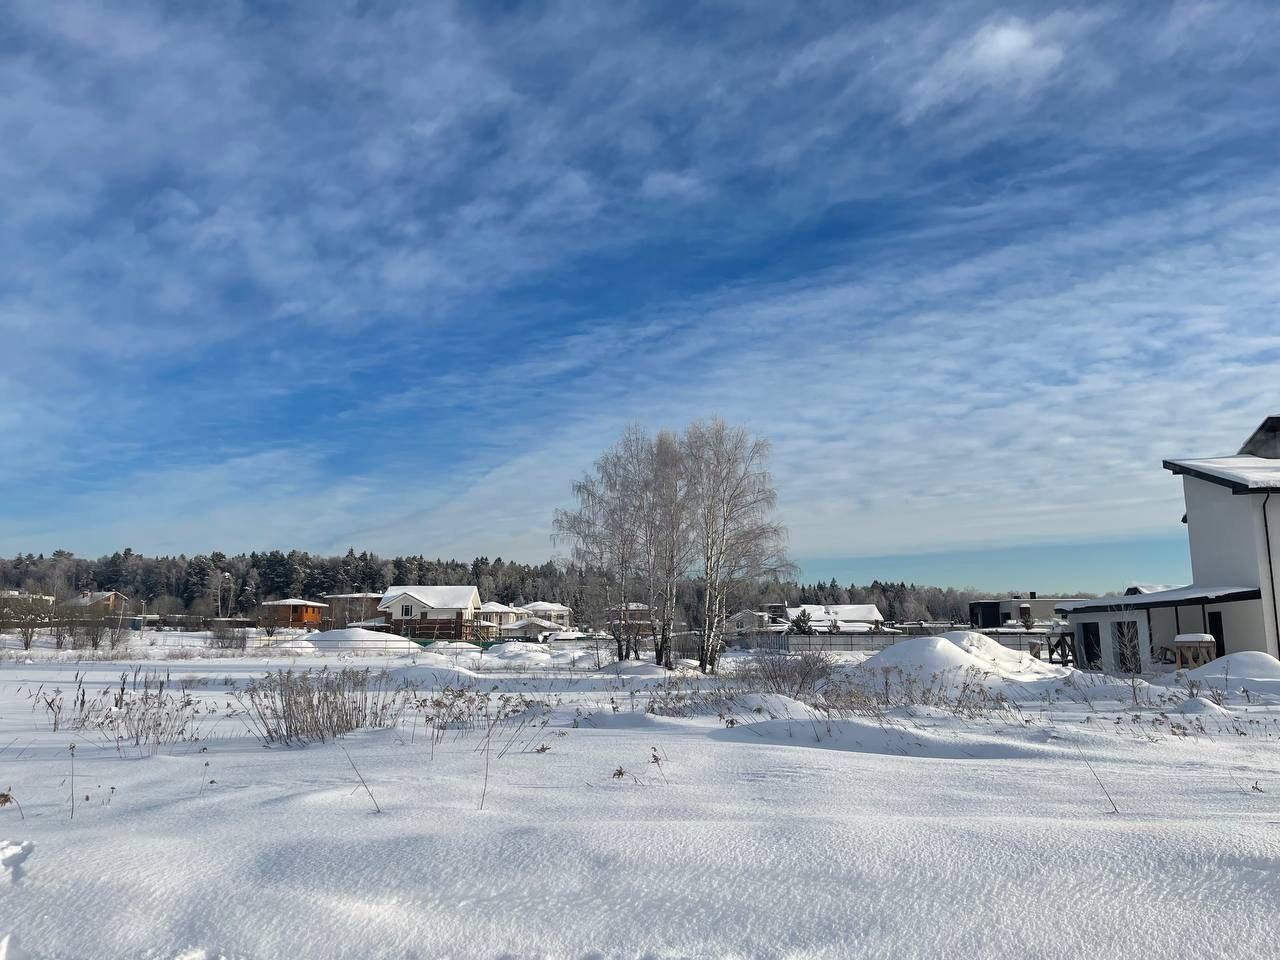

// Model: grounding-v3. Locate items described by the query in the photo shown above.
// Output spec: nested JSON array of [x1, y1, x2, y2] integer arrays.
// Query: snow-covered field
[[3, 631, 1280, 959]]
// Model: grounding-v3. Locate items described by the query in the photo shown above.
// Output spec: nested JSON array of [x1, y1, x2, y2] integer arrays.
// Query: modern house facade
[[1058, 417, 1280, 670], [378, 585, 482, 642]]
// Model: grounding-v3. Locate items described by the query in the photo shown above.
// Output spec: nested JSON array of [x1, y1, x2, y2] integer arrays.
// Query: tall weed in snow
[[235, 668, 408, 745]]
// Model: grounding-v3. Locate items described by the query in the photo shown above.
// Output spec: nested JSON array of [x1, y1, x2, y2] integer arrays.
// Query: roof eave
[[1162, 460, 1280, 495]]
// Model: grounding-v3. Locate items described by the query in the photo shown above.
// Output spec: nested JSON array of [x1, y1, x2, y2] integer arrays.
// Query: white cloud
[[2, 1, 1279, 571], [640, 170, 707, 201], [903, 16, 1067, 121]]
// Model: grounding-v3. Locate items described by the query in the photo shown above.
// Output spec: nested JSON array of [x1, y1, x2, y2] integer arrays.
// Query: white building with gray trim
[[1056, 417, 1280, 671]]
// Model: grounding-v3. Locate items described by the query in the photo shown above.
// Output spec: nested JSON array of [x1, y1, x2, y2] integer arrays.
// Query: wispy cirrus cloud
[[1, 1, 1278, 589]]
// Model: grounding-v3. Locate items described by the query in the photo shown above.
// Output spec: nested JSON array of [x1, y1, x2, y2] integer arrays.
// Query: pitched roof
[[784, 603, 883, 623], [479, 600, 520, 613], [824, 604, 884, 622], [73, 590, 128, 606], [523, 600, 571, 612], [261, 598, 329, 608], [378, 585, 480, 611], [501, 616, 562, 631]]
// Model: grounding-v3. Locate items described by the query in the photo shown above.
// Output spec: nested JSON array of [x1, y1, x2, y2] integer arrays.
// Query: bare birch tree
[[652, 429, 695, 668], [554, 442, 643, 661], [555, 419, 788, 671], [684, 419, 791, 673]]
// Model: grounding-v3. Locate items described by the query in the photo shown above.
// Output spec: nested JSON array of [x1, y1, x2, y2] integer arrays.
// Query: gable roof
[[479, 600, 520, 613], [73, 590, 128, 606], [824, 604, 884, 622], [378, 585, 480, 611], [784, 603, 884, 623], [523, 600, 571, 613], [501, 616, 562, 631], [261, 598, 329, 608]]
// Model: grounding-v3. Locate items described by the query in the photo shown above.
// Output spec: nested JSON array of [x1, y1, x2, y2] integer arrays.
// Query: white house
[[377, 585, 482, 641], [777, 603, 885, 633], [476, 601, 526, 628], [522, 601, 573, 628], [499, 616, 563, 640], [1057, 416, 1280, 671]]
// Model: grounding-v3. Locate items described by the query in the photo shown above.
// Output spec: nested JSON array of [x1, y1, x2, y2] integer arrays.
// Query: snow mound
[[863, 636, 989, 676], [423, 641, 481, 653], [610, 661, 672, 678], [936, 631, 1065, 678], [486, 641, 552, 661], [301, 628, 422, 653], [1178, 696, 1233, 717], [1184, 651, 1280, 682], [271, 638, 317, 654], [859, 633, 1069, 693]]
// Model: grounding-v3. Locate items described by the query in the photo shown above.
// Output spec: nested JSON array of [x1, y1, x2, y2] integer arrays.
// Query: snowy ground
[[2, 632, 1280, 959]]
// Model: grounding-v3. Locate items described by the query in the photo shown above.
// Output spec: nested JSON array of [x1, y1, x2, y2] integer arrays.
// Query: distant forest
[[0, 548, 1053, 625]]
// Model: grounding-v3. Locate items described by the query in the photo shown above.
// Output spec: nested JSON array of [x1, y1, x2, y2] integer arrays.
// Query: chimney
[[1029, 591, 1037, 600]]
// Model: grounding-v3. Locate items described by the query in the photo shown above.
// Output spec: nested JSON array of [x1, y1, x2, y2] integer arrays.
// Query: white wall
[[1072, 599, 1267, 668], [1184, 477, 1262, 587], [1207, 599, 1268, 655], [1182, 477, 1280, 656], [384, 598, 466, 621], [1070, 609, 1152, 673]]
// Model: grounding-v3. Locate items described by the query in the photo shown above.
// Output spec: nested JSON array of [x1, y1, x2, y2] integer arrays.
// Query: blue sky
[[2, 1, 1278, 591]]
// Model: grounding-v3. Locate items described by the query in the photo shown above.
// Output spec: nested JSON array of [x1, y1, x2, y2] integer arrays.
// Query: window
[[1112, 621, 1141, 673], [401, 604, 413, 618]]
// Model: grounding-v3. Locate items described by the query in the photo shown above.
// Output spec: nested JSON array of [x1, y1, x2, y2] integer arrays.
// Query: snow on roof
[[322, 592, 384, 599], [261, 598, 329, 608], [1174, 633, 1215, 643], [1057, 585, 1260, 614], [479, 601, 520, 613], [1164, 456, 1280, 493], [825, 604, 884, 622], [378, 585, 480, 610], [501, 617, 562, 631], [523, 600, 571, 612], [784, 604, 883, 623], [73, 590, 128, 606]]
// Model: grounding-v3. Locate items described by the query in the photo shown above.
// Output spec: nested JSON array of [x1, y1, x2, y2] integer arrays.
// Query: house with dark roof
[[1056, 417, 1280, 670]]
